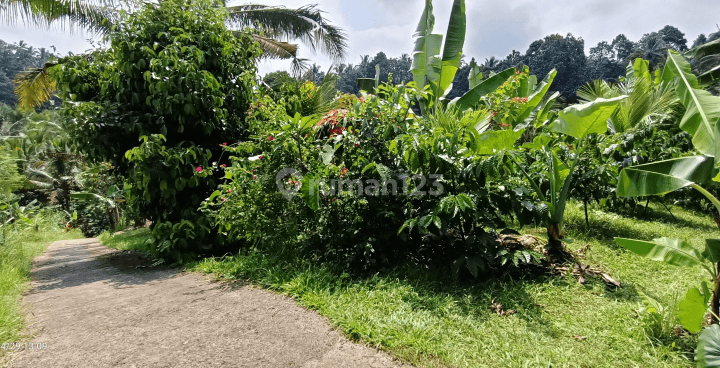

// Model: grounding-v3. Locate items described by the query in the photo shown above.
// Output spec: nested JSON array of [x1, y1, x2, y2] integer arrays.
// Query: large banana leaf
[[410, 0, 437, 90], [617, 155, 716, 197], [70, 192, 115, 208], [514, 69, 557, 126], [664, 51, 720, 158], [448, 67, 516, 112], [549, 96, 627, 139], [468, 59, 482, 90], [614, 237, 703, 267], [437, 0, 466, 97], [473, 129, 524, 155], [684, 38, 720, 59]]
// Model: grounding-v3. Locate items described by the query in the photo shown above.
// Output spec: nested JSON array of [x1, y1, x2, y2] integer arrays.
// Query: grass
[[0, 218, 83, 346], [99, 201, 715, 367]]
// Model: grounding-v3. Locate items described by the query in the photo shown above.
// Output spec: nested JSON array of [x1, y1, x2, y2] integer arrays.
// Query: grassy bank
[[100, 201, 713, 367], [0, 219, 83, 344]]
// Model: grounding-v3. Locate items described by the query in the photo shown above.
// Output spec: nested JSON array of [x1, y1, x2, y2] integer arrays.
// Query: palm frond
[[226, 4, 348, 62], [13, 60, 58, 110], [1, 0, 114, 34], [250, 33, 298, 59], [577, 80, 619, 103]]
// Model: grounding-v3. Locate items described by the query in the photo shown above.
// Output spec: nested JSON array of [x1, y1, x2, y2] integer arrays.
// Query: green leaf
[[664, 51, 720, 157], [474, 129, 524, 155], [550, 96, 627, 139], [356, 78, 375, 93], [678, 287, 707, 333], [449, 67, 515, 112], [208, 190, 220, 202], [696, 324, 720, 368], [301, 173, 320, 211], [702, 239, 720, 263], [437, 0, 466, 97], [405, 147, 421, 170], [684, 37, 720, 59], [467, 58, 481, 89], [410, 0, 436, 91], [514, 69, 557, 126], [614, 237, 703, 267], [617, 155, 716, 197], [320, 144, 335, 165]]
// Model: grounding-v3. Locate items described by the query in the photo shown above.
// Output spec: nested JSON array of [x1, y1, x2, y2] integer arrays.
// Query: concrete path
[[3, 239, 411, 368]]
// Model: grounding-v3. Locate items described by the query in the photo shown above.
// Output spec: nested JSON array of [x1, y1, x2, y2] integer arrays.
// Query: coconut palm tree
[[2, 0, 348, 108]]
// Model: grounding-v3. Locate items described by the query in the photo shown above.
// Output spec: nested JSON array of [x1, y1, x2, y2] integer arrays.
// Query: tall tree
[[3, 1, 348, 108], [693, 33, 709, 49], [524, 33, 587, 100], [658, 25, 688, 51], [611, 34, 635, 61]]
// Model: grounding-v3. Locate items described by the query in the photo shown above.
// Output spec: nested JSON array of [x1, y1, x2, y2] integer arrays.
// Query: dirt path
[[3, 239, 411, 368]]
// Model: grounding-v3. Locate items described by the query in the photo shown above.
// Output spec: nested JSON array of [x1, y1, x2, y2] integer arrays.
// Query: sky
[[1, 0, 719, 76]]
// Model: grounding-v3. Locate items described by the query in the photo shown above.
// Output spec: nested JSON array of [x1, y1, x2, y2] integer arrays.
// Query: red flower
[[222, 198, 227, 202], [253, 175, 257, 179], [227, 189, 232, 193], [267, 136, 274, 141], [196, 166, 202, 173], [341, 167, 349, 177], [258, 155, 263, 160], [354, 143, 360, 147], [332, 198, 337, 202], [221, 164, 226, 168], [223, 143, 227, 146]]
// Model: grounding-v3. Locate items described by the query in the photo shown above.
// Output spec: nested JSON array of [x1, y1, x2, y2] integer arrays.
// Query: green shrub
[[52, 0, 261, 261]]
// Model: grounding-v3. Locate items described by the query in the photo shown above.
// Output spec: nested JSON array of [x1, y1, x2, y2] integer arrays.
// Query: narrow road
[[3, 239, 410, 368]]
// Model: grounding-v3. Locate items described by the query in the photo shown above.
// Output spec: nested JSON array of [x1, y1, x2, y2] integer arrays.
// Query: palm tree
[[577, 58, 680, 133], [2, 0, 348, 108], [637, 33, 668, 68]]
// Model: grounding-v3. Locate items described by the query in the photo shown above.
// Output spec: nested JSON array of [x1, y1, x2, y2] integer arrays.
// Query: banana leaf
[[514, 69, 557, 126], [617, 155, 716, 197], [614, 237, 703, 267], [437, 0, 466, 97], [664, 51, 720, 158], [472, 129, 524, 155], [448, 67, 516, 112], [550, 96, 627, 140], [410, 0, 437, 90]]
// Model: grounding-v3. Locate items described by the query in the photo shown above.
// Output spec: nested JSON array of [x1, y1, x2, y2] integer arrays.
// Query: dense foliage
[[50, 0, 261, 261]]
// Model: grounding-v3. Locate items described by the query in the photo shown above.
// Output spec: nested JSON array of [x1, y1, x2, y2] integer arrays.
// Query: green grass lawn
[[101, 201, 714, 367], [0, 224, 83, 345]]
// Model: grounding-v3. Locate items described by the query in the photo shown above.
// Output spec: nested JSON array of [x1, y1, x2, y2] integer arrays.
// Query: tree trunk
[[710, 209, 720, 324], [584, 200, 589, 227], [546, 222, 568, 261], [712, 262, 720, 325]]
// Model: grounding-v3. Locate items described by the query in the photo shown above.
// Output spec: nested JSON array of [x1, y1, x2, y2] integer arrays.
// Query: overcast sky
[[1, 0, 718, 76]]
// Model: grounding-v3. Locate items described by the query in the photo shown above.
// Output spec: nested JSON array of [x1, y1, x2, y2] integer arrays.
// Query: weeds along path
[[3, 239, 410, 368]]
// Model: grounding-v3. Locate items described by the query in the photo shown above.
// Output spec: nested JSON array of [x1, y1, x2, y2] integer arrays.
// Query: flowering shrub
[[205, 86, 418, 270]]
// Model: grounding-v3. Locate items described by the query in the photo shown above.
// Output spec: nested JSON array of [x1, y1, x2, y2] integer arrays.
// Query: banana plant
[[409, 0, 465, 113], [513, 96, 627, 258], [469, 96, 626, 259], [613, 48, 720, 363]]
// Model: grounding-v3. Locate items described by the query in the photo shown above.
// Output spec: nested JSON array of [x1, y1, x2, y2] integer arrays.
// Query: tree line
[[332, 25, 720, 102], [2, 25, 720, 107]]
